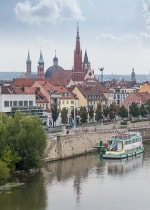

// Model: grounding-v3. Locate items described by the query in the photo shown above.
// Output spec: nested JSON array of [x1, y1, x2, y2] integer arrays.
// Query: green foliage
[[129, 102, 140, 117], [61, 107, 68, 124], [118, 105, 128, 119], [140, 104, 147, 117], [1, 146, 19, 173], [109, 102, 119, 120], [103, 106, 109, 118], [120, 121, 127, 125], [145, 99, 150, 115], [52, 106, 59, 126], [88, 106, 94, 120], [95, 103, 102, 121], [0, 160, 10, 180], [79, 106, 88, 123], [0, 111, 47, 174]]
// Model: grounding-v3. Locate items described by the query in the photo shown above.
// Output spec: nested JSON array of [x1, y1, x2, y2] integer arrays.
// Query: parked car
[[103, 118, 111, 123]]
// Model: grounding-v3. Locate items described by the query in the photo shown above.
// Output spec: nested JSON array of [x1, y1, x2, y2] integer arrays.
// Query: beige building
[[138, 82, 150, 93]]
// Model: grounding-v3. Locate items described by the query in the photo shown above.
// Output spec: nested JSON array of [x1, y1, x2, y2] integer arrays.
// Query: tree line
[[60, 99, 150, 124]]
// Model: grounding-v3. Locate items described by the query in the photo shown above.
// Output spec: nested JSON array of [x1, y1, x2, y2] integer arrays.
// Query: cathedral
[[23, 24, 97, 85]]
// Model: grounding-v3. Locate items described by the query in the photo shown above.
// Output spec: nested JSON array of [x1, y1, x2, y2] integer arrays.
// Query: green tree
[[1, 146, 19, 173], [140, 104, 147, 117], [61, 107, 68, 124], [109, 102, 119, 120], [0, 111, 47, 172], [129, 102, 140, 118], [52, 106, 59, 127], [118, 105, 128, 119], [103, 106, 109, 118], [95, 103, 102, 122], [80, 106, 88, 123], [145, 99, 150, 116], [88, 106, 94, 121], [0, 160, 10, 181]]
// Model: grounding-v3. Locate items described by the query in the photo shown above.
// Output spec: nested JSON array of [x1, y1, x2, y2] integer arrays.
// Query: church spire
[[72, 23, 84, 82], [37, 50, 44, 78], [38, 49, 44, 65], [83, 50, 88, 64], [76, 22, 81, 54], [26, 50, 31, 75]]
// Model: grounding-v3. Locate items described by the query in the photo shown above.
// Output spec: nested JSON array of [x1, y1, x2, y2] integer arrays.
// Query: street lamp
[[74, 99, 76, 128], [101, 101, 103, 124]]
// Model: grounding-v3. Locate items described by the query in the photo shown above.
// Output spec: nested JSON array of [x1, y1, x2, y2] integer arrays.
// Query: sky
[[1, 0, 150, 75]]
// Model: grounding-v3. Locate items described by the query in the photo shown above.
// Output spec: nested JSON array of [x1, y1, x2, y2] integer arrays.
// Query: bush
[[0, 160, 10, 181], [120, 121, 127, 125]]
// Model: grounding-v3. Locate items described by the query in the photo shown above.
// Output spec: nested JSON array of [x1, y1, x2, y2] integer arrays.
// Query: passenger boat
[[103, 132, 144, 159]]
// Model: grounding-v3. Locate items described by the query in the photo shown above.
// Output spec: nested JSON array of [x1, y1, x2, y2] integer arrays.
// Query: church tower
[[26, 50, 31, 76], [72, 24, 85, 82], [37, 50, 44, 78], [131, 68, 136, 81]]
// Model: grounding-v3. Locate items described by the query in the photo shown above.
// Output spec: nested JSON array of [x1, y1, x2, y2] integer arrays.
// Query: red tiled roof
[[48, 70, 72, 85], [12, 78, 45, 87], [122, 92, 150, 108]]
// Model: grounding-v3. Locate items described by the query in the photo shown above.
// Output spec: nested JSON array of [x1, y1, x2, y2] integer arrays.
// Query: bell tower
[[26, 50, 31, 76], [37, 50, 44, 78]]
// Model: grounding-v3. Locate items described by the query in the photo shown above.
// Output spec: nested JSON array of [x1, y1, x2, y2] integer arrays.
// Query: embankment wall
[[45, 122, 150, 162], [45, 130, 118, 162]]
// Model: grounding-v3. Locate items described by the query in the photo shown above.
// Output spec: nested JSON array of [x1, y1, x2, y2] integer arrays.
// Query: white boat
[[103, 132, 144, 159]]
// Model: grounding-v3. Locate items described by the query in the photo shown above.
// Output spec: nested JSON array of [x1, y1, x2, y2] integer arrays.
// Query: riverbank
[[44, 121, 150, 162]]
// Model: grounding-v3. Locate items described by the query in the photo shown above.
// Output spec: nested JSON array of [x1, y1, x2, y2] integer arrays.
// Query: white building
[[0, 84, 44, 119]]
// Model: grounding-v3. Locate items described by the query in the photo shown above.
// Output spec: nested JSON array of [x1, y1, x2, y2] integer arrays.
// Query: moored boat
[[102, 132, 144, 159]]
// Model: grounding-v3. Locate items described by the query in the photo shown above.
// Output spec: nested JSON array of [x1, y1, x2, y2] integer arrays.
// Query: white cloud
[[142, 0, 150, 29], [14, 0, 84, 25], [96, 33, 141, 48]]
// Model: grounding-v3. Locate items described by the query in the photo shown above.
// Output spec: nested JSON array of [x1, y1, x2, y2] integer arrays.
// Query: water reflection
[[0, 172, 47, 210], [106, 154, 143, 176], [1, 142, 150, 210], [44, 154, 100, 204]]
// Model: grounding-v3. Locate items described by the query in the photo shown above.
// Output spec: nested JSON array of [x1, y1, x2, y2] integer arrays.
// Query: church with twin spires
[[24, 24, 97, 85]]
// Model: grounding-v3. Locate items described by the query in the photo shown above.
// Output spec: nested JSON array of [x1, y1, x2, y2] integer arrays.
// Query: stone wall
[[44, 130, 116, 162], [44, 121, 150, 162]]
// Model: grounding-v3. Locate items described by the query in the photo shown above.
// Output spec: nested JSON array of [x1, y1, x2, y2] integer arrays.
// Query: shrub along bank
[[0, 111, 47, 182]]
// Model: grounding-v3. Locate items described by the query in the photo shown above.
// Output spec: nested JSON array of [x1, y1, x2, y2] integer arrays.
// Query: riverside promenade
[[44, 121, 150, 162]]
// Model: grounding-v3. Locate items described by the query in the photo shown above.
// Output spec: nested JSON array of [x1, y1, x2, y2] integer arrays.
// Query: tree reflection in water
[[0, 171, 47, 210]]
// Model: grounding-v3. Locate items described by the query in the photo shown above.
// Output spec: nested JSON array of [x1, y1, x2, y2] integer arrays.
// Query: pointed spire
[[76, 22, 80, 54], [38, 50, 44, 65], [83, 50, 88, 64], [26, 50, 31, 64]]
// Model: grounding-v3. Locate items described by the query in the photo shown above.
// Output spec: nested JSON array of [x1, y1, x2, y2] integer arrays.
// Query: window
[[10, 101, 12, 107], [13, 101, 17, 106], [19, 101, 23, 106], [24, 101, 28, 106], [4, 101, 9, 107], [29, 101, 33, 106]]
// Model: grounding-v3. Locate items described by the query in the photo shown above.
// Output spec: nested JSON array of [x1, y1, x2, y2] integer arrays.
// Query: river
[[0, 141, 150, 210]]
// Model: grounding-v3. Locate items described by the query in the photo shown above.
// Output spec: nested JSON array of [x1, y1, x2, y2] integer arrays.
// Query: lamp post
[[101, 101, 103, 124], [74, 99, 76, 129]]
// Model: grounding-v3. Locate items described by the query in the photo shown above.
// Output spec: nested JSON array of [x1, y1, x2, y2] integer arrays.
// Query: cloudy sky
[[1, 0, 150, 75]]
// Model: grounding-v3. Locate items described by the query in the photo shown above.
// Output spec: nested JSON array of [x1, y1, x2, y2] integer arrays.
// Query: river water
[[1, 141, 150, 210]]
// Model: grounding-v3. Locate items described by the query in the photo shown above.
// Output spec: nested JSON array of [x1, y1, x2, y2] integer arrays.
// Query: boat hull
[[103, 147, 144, 159]]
